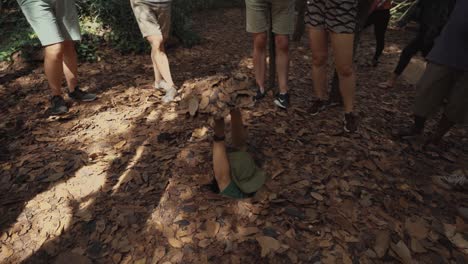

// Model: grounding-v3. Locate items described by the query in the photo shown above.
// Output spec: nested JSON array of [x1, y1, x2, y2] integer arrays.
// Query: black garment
[[392, 0, 456, 76], [365, 9, 391, 61], [393, 28, 433, 75]]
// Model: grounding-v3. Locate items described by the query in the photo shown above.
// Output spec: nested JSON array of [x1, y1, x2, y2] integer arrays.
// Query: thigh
[[245, 0, 268, 33], [55, 0, 81, 42], [330, 32, 355, 70], [154, 4, 172, 40], [305, 0, 326, 31], [308, 26, 328, 59], [18, 0, 64, 46], [270, 0, 294, 35], [325, 0, 358, 34]]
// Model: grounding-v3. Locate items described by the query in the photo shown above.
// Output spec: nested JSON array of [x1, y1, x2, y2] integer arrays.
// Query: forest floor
[[1, 8, 467, 264]]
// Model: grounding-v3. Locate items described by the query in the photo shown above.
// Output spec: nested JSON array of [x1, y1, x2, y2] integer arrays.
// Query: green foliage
[[0, 0, 243, 62]]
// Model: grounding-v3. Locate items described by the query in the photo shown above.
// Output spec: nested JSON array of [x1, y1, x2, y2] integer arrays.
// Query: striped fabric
[[305, 0, 358, 34]]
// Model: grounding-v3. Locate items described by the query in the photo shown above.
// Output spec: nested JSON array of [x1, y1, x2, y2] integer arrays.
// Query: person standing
[[130, 0, 177, 103], [398, 0, 468, 144], [378, 0, 456, 89], [17, 0, 97, 115], [365, 0, 392, 67], [306, 0, 359, 133], [245, 0, 295, 109]]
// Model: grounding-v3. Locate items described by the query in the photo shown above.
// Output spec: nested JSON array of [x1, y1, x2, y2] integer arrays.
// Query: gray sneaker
[[50, 96, 68, 115], [162, 86, 177, 103], [68, 87, 97, 102]]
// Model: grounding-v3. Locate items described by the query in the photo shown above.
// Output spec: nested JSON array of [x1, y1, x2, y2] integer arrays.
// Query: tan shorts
[[130, 0, 171, 39], [414, 63, 468, 124], [245, 0, 295, 35]]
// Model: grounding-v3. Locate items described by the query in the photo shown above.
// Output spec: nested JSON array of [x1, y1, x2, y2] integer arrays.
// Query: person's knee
[[311, 53, 327, 67], [45, 43, 64, 60], [147, 35, 164, 52], [275, 36, 289, 53], [253, 33, 267, 51], [336, 64, 354, 78]]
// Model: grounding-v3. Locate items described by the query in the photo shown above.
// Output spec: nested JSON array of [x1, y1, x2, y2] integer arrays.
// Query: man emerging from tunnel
[[130, 0, 177, 103], [211, 109, 266, 199]]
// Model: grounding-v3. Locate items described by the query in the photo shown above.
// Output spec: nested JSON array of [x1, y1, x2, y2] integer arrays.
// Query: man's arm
[[213, 119, 231, 191]]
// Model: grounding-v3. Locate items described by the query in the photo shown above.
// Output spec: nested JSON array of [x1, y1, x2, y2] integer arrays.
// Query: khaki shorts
[[245, 0, 294, 35], [414, 63, 468, 124], [130, 0, 171, 39], [17, 0, 81, 46]]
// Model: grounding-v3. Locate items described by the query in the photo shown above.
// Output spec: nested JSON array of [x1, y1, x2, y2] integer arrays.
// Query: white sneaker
[[156, 80, 173, 91], [162, 87, 177, 103]]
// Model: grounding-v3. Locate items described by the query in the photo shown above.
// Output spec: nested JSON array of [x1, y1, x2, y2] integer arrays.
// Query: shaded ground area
[[1, 8, 467, 264]]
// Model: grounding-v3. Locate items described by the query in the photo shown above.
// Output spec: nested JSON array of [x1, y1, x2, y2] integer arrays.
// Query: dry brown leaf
[[310, 192, 324, 201], [410, 238, 426, 253], [405, 217, 428, 240], [206, 220, 220, 238], [256, 236, 281, 257], [237, 226, 259, 237], [374, 230, 390, 258], [168, 238, 183, 248], [188, 96, 199, 116], [198, 239, 212, 248], [114, 140, 126, 150], [151, 247, 166, 264], [390, 240, 413, 264], [192, 127, 208, 139]]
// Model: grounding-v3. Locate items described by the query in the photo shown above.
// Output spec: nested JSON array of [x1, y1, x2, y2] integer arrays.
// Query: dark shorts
[[220, 181, 249, 199], [305, 0, 358, 34]]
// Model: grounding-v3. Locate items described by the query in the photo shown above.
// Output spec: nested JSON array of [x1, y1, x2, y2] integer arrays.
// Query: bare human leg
[[308, 26, 328, 100], [44, 42, 65, 96], [330, 32, 356, 113], [275, 35, 289, 94], [62, 40, 78, 92], [252, 32, 267, 93]]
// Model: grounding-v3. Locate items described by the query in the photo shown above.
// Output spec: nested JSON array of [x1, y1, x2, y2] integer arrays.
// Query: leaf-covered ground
[[1, 8, 467, 264]]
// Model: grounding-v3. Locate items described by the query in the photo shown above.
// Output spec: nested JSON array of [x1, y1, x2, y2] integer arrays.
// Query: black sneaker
[[274, 93, 289, 109], [310, 100, 327, 116], [344, 112, 358, 133], [254, 88, 266, 101], [50, 96, 68, 115], [68, 87, 97, 102]]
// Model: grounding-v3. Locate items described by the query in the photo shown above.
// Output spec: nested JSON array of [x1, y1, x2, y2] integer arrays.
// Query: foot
[[50, 96, 69, 115], [343, 112, 358, 133], [310, 100, 327, 116], [68, 87, 97, 102], [162, 86, 177, 103], [254, 87, 266, 101], [156, 80, 172, 91], [274, 93, 289, 109]]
